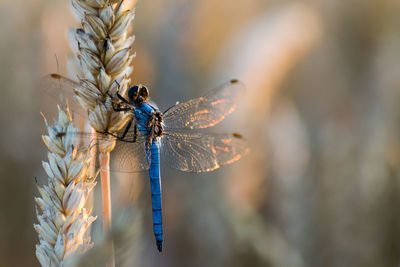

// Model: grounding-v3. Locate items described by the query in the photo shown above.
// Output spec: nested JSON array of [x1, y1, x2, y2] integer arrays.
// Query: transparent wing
[[40, 73, 87, 118], [58, 129, 150, 173], [105, 125, 151, 173], [163, 79, 245, 130], [109, 138, 150, 173], [161, 131, 249, 173]]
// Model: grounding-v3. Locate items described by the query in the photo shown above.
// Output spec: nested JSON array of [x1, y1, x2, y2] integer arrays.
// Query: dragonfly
[[41, 74, 249, 252]]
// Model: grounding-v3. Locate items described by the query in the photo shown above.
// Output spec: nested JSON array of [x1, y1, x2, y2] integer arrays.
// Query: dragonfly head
[[128, 84, 149, 103]]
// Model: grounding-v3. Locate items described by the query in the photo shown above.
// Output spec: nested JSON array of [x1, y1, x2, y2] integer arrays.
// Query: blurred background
[[2, 0, 400, 266]]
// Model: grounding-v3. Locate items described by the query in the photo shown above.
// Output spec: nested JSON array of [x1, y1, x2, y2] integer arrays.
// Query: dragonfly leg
[[113, 79, 121, 89], [117, 91, 130, 104], [113, 106, 131, 112], [133, 124, 138, 142], [118, 117, 134, 140]]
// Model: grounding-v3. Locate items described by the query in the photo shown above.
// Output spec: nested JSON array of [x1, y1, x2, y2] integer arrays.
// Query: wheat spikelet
[[69, 0, 135, 153], [35, 106, 96, 266]]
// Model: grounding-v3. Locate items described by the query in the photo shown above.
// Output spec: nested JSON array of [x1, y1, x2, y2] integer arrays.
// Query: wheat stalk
[[68, 0, 136, 265], [35, 106, 96, 266]]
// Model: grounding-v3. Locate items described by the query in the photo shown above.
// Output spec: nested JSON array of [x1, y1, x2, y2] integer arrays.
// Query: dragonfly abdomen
[[148, 139, 163, 252]]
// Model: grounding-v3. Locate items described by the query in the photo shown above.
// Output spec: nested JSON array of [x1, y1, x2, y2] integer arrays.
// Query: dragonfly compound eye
[[128, 85, 140, 101], [139, 85, 149, 100]]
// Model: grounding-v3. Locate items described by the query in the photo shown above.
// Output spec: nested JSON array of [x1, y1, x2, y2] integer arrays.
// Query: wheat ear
[[68, 1, 136, 265], [35, 106, 96, 266]]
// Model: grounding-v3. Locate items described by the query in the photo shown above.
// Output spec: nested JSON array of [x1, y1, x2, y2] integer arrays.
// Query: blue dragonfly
[[42, 74, 249, 252]]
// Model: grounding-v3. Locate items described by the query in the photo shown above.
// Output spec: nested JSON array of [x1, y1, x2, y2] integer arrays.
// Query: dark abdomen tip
[[157, 240, 163, 252]]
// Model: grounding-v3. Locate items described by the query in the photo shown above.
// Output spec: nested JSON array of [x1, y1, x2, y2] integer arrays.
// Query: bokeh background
[[2, 0, 400, 266]]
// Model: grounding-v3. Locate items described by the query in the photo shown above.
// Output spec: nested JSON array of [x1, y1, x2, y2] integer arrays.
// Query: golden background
[[1, 0, 400, 266]]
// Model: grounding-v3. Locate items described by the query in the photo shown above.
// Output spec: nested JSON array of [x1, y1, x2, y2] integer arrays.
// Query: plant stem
[[100, 152, 112, 230], [99, 152, 115, 267]]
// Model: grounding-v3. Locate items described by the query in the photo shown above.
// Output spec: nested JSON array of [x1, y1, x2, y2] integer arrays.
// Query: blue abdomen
[[148, 139, 163, 252], [134, 103, 163, 251]]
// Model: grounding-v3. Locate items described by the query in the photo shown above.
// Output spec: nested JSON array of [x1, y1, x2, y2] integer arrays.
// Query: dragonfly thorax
[[148, 111, 164, 138]]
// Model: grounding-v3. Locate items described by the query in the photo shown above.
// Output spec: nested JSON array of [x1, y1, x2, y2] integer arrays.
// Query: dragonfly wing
[[161, 132, 249, 173], [62, 130, 145, 144], [97, 127, 150, 173], [40, 73, 86, 118], [56, 129, 150, 173], [83, 132, 150, 173], [163, 79, 245, 130], [109, 139, 150, 173]]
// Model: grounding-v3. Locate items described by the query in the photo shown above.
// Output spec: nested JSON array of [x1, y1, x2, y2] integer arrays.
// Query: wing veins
[[161, 132, 247, 172], [163, 80, 244, 130]]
